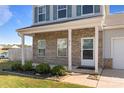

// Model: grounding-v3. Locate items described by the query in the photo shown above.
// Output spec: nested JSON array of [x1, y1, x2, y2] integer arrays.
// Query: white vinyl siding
[[57, 38, 67, 57], [38, 40, 46, 57]]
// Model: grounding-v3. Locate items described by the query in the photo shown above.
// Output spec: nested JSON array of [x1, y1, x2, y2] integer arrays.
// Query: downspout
[[101, 5, 109, 68]]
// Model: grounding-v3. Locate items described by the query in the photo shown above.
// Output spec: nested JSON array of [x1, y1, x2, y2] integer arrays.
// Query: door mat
[[77, 66, 95, 70]]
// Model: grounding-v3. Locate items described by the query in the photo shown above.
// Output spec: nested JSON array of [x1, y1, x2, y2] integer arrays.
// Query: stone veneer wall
[[33, 31, 68, 65], [104, 58, 112, 69], [33, 28, 103, 67], [99, 31, 103, 67], [72, 28, 95, 66]]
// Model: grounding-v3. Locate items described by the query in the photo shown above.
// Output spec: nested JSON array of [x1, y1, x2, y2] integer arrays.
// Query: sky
[[0, 5, 124, 45]]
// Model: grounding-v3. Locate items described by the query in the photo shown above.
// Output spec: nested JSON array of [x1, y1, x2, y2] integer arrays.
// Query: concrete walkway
[[97, 69, 124, 88], [61, 73, 99, 87], [61, 69, 124, 88]]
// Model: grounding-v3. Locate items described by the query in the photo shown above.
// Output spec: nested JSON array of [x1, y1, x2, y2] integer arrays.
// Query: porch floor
[[72, 66, 103, 74]]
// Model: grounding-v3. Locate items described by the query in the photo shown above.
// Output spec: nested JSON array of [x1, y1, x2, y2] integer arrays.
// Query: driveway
[[97, 69, 124, 88]]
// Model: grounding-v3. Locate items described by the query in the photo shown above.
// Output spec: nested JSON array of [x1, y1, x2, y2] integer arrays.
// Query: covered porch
[[17, 16, 103, 74]]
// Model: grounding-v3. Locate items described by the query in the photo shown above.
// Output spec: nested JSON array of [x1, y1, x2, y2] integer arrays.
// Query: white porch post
[[68, 29, 72, 71], [95, 26, 99, 73], [21, 34, 25, 65]]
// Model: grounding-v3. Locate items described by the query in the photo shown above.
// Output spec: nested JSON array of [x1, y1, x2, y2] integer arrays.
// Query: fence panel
[[8, 47, 32, 61]]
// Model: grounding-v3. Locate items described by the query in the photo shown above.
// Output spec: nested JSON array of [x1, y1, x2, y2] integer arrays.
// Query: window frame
[[57, 5, 67, 19], [38, 6, 46, 22], [37, 39, 46, 57], [57, 38, 67, 57]]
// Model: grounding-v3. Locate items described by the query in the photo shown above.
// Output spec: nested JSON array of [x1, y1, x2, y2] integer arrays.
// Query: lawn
[[0, 59, 90, 88], [0, 72, 89, 88]]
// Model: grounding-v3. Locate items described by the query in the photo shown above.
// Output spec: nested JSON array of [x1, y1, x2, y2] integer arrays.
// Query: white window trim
[[38, 39, 46, 57], [81, 37, 95, 61], [57, 5, 67, 20], [38, 5, 46, 22], [57, 38, 67, 57]]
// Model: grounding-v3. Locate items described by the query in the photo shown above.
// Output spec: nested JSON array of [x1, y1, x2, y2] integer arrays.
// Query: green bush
[[51, 65, 66, 76], [11, 62, 23, 71], [35, 63, 51, 74], [23, 61, 33, 71]]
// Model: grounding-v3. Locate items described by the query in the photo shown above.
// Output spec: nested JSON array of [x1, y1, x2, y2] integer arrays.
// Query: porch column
[[21, 34, 25, 65], [68, 29, 72, 71], [95, 26, 99, 73]]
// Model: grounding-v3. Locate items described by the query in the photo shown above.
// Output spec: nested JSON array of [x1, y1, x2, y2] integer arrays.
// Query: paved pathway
[[61, 69, 124, 88], [97, 69, 124, 88], [61, 73, 100, 87]]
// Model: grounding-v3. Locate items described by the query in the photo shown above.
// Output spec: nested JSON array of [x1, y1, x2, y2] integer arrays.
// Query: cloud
[[0, 6, 13, 26], [16, 19, 22, 25]]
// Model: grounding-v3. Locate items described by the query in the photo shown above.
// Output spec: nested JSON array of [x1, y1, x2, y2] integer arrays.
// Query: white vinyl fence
[[8, 47, 32, 61]]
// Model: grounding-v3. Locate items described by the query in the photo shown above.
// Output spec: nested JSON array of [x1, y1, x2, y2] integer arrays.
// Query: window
[[38, 6, 46, 22], [38, 40, 46, 56], [82, 39, 94, 59], [82, 5, 93, 14], [57, 5, 67, 19], [57, 38, 67, 57]]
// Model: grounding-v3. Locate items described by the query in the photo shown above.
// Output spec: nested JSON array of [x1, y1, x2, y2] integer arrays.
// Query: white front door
[[81, 38, 95, 67], [112, 38, 124, 69]]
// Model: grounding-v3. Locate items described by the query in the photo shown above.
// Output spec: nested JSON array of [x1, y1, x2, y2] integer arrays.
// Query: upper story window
[[34, 5, 101, 24], [57, 5, 67, 19], [77, 5, 101, 16], [82, 5, 93, 14], [38, 6, 46, 22], [34, 5, 50, 23]]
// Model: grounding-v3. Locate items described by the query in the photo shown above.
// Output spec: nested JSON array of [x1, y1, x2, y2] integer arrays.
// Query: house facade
[[17, 5, 124, 73]]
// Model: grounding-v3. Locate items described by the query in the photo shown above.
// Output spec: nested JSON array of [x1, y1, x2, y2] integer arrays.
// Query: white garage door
[[112, 38, 124, 69]]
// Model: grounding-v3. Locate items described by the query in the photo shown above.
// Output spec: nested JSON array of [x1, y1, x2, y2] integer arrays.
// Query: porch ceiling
[[17, 16, 103, 35]]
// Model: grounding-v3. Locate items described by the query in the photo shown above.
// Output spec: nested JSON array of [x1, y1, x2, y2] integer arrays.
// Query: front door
[[81, 38, 95, 67]]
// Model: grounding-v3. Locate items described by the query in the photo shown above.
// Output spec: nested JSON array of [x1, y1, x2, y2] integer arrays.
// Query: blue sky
[[0, 5, 32, 45], [0, 5, 124, 45]]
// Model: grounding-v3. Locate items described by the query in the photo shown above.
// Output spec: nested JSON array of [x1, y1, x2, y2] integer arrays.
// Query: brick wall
[[33, 28, 103, 67]]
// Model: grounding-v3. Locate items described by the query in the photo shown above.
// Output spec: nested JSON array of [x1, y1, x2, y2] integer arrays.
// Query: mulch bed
[[2, 69, 67, 81], [2, 69, 52, 78]]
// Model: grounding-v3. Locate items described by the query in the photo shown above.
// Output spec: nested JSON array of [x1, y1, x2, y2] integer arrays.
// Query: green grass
[[0, 72, 89, 88], [0, 59, 90, 88]]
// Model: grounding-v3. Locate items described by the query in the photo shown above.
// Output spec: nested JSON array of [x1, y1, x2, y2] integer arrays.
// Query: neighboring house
[[17, 5, 124, 73]]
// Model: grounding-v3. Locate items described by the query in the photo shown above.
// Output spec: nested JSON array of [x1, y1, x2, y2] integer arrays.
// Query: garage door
[[112, 38, 124, 69]]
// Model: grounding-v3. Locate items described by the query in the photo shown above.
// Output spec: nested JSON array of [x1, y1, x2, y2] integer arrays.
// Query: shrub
[[23, 61, 33, 71], [11, 62, 23, 71], [35, 63, 51, 74], [51, 65, 66, 76]]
